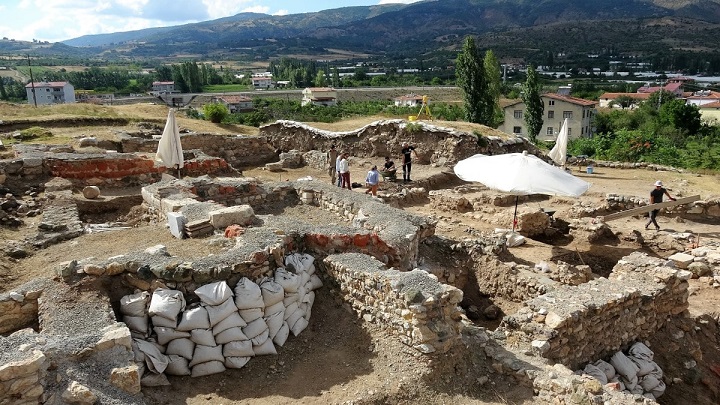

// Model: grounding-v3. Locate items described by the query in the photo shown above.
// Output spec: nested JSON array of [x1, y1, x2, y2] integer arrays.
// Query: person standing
[[645, 180, 676, 231], [339, 153, 351, 190], [365, 165, 380, 196], [335, 152, 342, 187], [401, 142, 418, 182], [327, 144, 338, 185]]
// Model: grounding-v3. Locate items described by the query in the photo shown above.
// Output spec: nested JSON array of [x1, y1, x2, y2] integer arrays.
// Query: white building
[[25, 81, 75, 105], [252, 77, 272, 89], [301, 87, 337, 107], [151, 81, 177, 95]]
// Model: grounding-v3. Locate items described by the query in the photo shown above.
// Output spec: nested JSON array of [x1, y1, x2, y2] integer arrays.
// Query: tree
[[522, 65, 544, 142], [0, 78, 7, 100], [455, 36, 487, 124], [610, 95, 636, 109], [315, 70, 326, 87], [332, 68, 341, 88], [203, 103, 229, 123], [483, 50, 502, 127]]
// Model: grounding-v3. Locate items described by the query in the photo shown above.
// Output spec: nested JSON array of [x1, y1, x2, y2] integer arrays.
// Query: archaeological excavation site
[[1, 117, 719, 405]]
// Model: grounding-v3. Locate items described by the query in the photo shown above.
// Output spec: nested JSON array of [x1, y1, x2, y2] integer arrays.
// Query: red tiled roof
[[543, 93, 596, 107], [598, 92, 651, 100], [24, 81, 69, 88], [687, 91, 720, 100], [152, 81, 174, 86], [700, 101, 720, 109], [217, 95, 252, 103]]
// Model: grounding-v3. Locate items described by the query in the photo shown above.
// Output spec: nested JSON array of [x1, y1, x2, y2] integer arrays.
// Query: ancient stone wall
[[470, 256, 558, 302], [568, 193, 720, 219], [501, 252, 690, 369], [0, 350, 48, 404], [0, 286, 41, 334], [260, 120, 539, 166], [323, 253, 463, 353]]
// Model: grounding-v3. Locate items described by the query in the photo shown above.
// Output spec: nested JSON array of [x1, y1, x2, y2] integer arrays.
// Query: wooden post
[[602, 195, 701, 222]]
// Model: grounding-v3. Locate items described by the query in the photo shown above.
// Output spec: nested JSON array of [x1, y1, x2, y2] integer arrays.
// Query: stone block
[[668, 252, 694, 269], [110, 365, 141, 394], [266, 162, 283, 172], [62, 381, 97, 405], [94, 323, 131, 352], [209, 205, 255, 229], [82, 186, 100, 199], [166, 212, 186, 239]]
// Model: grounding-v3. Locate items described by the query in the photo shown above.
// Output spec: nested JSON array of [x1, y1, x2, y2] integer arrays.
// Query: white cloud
[[202, 0, 252, 19], [378, 0, 422, 4], [273, 9, 289, 16], [241, 5, 270, 14]]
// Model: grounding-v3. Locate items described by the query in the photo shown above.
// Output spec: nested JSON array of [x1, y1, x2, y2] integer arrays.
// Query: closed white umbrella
[[454, 151, 591, 230], [548, 117, 569, 166], [156, 109, 184, 177]]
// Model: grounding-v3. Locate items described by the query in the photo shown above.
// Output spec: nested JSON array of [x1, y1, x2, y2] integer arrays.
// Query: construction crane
[[408, 95, 433, 121]]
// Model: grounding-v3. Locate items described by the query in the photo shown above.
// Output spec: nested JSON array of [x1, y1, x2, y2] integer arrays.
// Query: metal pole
[[512, 196, 519, 232], [27, 55, 37, 107]]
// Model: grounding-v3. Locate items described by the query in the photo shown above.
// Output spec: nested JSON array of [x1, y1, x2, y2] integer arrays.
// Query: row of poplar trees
[[455, 36, 544, 142]]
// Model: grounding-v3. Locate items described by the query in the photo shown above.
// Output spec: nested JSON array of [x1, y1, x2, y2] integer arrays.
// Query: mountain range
[[3, 0, 720, 62]]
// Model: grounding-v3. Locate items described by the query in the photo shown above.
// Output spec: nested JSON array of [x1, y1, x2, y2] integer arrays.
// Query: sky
[[0, 0, 422, 43]]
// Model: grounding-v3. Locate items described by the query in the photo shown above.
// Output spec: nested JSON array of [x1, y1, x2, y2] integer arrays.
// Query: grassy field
[[203, 84, 252, 93]]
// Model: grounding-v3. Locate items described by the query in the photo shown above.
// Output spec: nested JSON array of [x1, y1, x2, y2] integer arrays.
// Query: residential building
[[699, 101, 720, 123], [302, 87, 337, 107], [25, 81, 75, 105], [151, 81, 177, 95], [212, 95, 254, 113], [499, 93, 597, 141], [252, 77, 272, 90], [597, 92, 650, 108], [685, 90, 720, 107], [394, 94, 424, 107], [599, 78, 690, 108]]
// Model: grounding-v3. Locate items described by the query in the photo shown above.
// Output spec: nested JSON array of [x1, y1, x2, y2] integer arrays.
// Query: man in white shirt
[[335, 153, 342, 187], [338, 153, 351, 190]]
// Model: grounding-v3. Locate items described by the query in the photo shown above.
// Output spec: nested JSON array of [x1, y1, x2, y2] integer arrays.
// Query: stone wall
[[260, 119, 540, 166], [568, 193, 720, 219], [470, 256, 558, 302], [323, 253, 463, 353], [119, 133, 277, 168], [500, 252, 690, 369], [0, 286, 41, 334], [0, 350, 48, 404]]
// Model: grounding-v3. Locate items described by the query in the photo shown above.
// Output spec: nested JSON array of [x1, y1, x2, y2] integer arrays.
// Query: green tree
[[0, 78, 7, 100], [315, 70, 327, 87], [522, 65, 544, 142], [203, 103, 229, 123], [455, 36, 487, 124], [610, 95, 636, 109], [483, 50, 502, 127], [332, 68, 340, 88]]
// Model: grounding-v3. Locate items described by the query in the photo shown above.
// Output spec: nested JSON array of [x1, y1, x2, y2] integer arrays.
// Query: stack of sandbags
[[582, 342, 665, 400], [120, 291, 151, 339], [197, 281, 249, 372], [148, 289, 190, 377], [283, 253, 323, 337]]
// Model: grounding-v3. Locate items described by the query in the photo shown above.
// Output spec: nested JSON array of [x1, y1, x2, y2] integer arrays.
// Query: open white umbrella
[[454, 151, 591, 230], [156, 109, 184, 177], [548, 117, 569, 166]]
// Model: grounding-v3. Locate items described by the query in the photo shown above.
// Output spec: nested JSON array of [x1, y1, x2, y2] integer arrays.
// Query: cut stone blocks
[[209, 205, 255, 229]]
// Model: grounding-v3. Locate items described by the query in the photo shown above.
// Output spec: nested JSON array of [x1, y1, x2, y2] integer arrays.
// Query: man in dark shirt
[[401, 143, 417, 182], [645, 180, 676, 230]]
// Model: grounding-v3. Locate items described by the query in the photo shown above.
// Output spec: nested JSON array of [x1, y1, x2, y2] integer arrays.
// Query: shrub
[[404, 122, 422, 133], [202, 103, 229, 123], [16, 126, 52, 140]]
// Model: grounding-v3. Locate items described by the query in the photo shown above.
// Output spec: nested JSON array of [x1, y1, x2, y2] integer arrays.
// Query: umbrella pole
[[512, 196, 518, 232]]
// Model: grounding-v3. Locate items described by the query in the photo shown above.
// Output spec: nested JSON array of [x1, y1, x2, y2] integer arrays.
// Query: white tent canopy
[[156, 109, 184, 171]]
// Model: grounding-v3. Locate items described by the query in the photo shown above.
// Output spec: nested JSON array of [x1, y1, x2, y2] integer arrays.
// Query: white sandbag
[[309, 274, 323, 290], [307, 263, 316, 275], [195, 281, 233, 306], [154, 327, 190, 346], [253, 338, 277, 356], [302, 290, 315, 305], [234, 277, 264, 310], [290, 316, 309, 336], [151, 315, 177, 328], [215, 327, 248, 345], [239, 308, 263, 323], [629, 356, 655, 377], [620, 374, 639, 393], [610, 351, 639, 380], [177, 306, 210, 332], [191, 361, 226, 377], [149, 340, 166, 354], [260, 279, 285, 307], [265, 311, 284, 338], [166, 338, 195, 360], [649, 361, 663, 379], [189, 344, 224, 368], [296, 285, 307, 306], [273, 322, 290, 347], [583, 364, 608, 384], [190, 329, 217, 347], [275, 267, 301, 293], [131, 339, 145, 363], [148, 289, 186, 321], [283, 292, 299, 306], [223, 340, 254, 357], [300, 271, 311, 286], [285, 308, 304, 331], [124, 315, 149, 335], [628, 342, 654, 361], [206, 298, 238, 327], [212, 312, 246, 335], [593, 360, 616, 380], [141, 372, 171, 387], [639, 374, 661, 392], [165, 354, 191, 376], [650, 380, 666, 398], [264, 301, 285, 317], [242, 317, 268, 339], [299, 253, 315, 272], [304, 305, 312, 321], [299, 303, 309, 316], [224, 356, 251, 369], [284, 302, 298, 321], [135, 339, 169, 373], [284, 253, 304, 272], [251, 328, 269, 346], [120, 292, 150, 316]]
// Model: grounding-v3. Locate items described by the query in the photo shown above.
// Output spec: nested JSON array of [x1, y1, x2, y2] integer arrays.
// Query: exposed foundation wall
[[0, 350, 48, 404], [0, 286, 42, 334], [471, 256, 559, 302], [501, 252, 690, 369], [323, 253, 464, 353]]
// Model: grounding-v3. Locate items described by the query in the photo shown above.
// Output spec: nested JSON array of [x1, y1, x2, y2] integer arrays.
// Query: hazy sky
[[0, 0, 422, 43]]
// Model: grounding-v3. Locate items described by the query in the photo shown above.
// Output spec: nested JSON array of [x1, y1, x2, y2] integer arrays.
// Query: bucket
[[586, 166, 593, 174]]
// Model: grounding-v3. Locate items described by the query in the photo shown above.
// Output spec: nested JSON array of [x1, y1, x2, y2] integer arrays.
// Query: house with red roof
[[212, 95, 254, 113], [394, 94, 424, 107], [24, 81, 75, 105], [301, 87, 337, 107], [500, 93, 597, 141]]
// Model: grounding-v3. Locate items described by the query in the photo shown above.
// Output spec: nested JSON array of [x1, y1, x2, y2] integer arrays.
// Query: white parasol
[[454, 151, 590, 230], [156, 109, 184, 177], [548, 117, 569, 166]]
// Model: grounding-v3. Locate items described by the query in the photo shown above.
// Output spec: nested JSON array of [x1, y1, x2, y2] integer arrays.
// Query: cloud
[[378, 0, 422, 4], [273, 9, 289, 16], [241, 5, 270, 14]]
